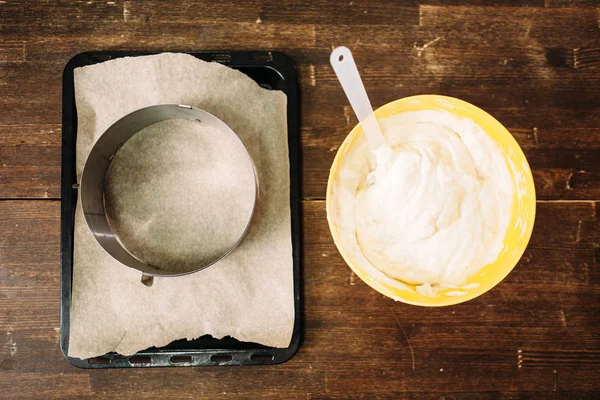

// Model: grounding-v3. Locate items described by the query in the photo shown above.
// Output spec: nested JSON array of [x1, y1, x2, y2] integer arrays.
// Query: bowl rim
[[326, 94, 536, 307]]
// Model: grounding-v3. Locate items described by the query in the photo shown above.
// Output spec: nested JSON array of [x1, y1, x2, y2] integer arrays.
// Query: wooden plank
[[320, 392, 600, 400], [113, 0, 262, 24], [419, 5, 600, 47], [0, 23, 315, 197], [0, 1, 25, 41], [0, 201, 64, 373], [303, 240, 600, 311], [260, 0, 420, 25], [0, 0, 261, 31], [302, 201, 600, 310], [421, 0, 545, 5], [317, 20, 600, 55], [306, 55, 600, 97], [301, 129, 600, 200], [324, 366, 597, 395], [302, 200, 600, 245], [544, 0, 598, 6], [21, 23, 317, 53], [1, 7, 599, 199], [0, 41, 25, 63], [0, 200, 60, 267], [300, 68, 600, 200], [301, 77, 600, 129], [0, 199, 598, 393], [305, 19, 600, 199], [0, 125, 61, 199], [0, 23, 316, 120], [1, 0, 600, 397], [88, 369, 325, 399], [0, 373, 92, 400]]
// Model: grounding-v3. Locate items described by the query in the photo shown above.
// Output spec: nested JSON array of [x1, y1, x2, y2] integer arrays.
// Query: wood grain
[[0, 0, 599, 398], [0, 125, 61, 198], [259, 0, 420, 25], [0, 373, 92, 400], [1, 3, 600, 200], [1, 200, 599, 398]]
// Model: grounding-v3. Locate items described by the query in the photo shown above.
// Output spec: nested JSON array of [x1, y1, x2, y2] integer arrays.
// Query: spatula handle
[[330, 46, 385, 150]]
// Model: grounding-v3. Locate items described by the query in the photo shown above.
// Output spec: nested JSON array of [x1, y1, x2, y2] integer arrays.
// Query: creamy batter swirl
[[331, 109, 514, 289]]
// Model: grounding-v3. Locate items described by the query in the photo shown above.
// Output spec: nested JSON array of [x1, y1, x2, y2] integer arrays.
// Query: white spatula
[[330, 46, 390, 158]]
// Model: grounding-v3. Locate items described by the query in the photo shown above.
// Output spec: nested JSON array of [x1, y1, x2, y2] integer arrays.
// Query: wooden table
[[1, 1, 599, 398]]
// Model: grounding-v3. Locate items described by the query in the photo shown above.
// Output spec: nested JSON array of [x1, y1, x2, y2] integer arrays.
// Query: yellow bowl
[[326, 95, 536, 306]]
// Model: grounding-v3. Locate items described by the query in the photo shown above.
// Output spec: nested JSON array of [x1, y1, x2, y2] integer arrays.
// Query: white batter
[[330, 109, 514, 289]]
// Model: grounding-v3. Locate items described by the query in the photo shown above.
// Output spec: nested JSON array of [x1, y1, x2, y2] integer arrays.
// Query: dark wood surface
[[1, 1, 599, 398]]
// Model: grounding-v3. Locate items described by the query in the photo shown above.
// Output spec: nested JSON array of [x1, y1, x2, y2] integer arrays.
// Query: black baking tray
[[60, 51, 301, 368]]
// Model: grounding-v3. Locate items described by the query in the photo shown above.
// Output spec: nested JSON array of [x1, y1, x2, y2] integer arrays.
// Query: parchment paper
[[68, 53, 294, 358], [104, 119, 257, 273]]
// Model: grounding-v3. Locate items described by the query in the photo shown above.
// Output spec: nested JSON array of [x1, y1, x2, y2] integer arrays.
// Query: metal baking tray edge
[[60, 50, 302, 368]]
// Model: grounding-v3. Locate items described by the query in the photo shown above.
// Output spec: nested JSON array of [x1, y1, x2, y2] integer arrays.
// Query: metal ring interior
[[80, 104, 258, 278]]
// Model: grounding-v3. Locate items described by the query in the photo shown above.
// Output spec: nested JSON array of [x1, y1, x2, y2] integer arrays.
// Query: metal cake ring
[[79, 104, 258, 286]]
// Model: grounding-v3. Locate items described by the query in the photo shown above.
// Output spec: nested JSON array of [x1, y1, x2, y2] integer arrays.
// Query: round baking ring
[[79, 104, 258, 285]]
